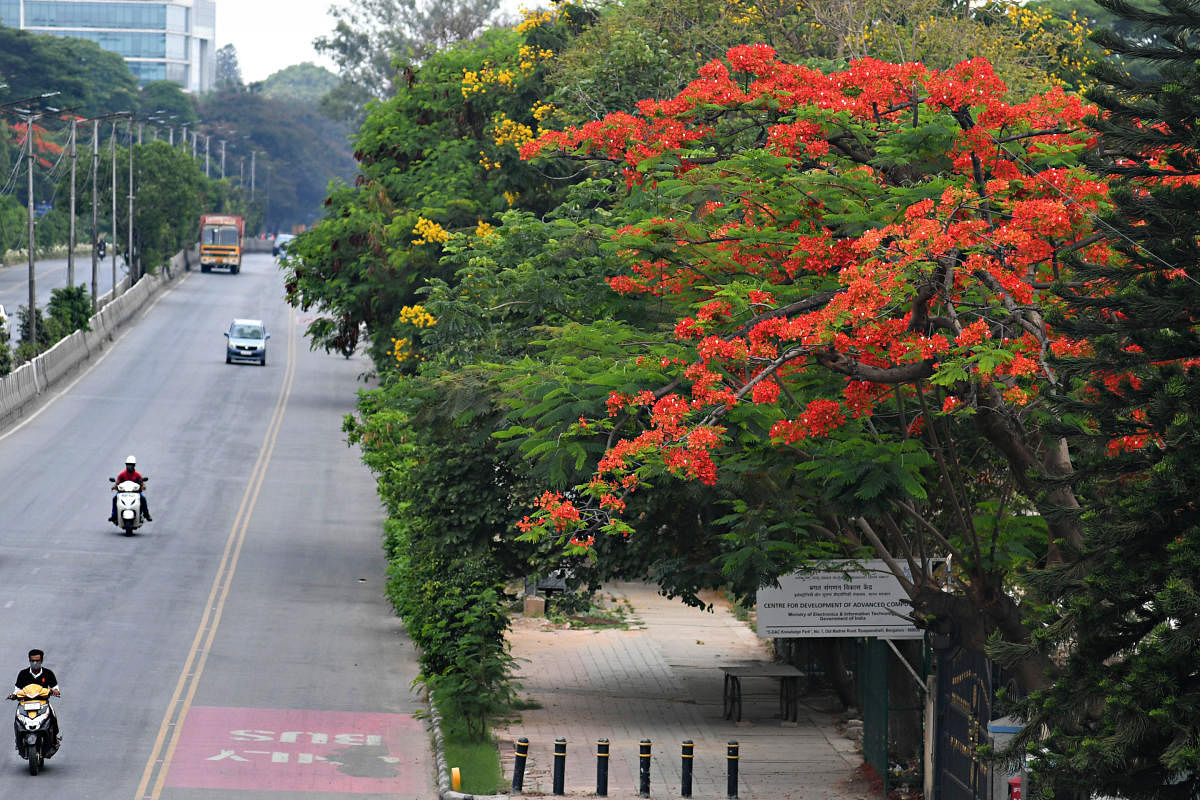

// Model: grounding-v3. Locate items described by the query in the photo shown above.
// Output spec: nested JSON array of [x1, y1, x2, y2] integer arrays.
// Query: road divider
[[0, 246, 196, 430]]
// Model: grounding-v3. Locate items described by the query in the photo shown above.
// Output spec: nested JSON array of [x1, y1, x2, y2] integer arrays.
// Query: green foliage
[[138, 81, 198, 125], [314, 0, 502, 125], [0, 194, 23, 255], [0, 308, 12, 377], [285, 25, 570, 356], [215, 44, 244, 91], [259, 63, 340, 106], [1015, 1, 1200, 795], [45, 285, 91, 339], [84, 140, 204, 271], [0, 26, 139, 118], [196, 90, 354, 232], [14, 304, 50, 357]]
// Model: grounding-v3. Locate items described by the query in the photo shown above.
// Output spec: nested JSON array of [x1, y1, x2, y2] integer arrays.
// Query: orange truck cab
[[199, 214, 244, 274]]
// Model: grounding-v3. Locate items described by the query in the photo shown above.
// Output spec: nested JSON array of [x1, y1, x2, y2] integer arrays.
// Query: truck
[[199, 214, 245, 274]]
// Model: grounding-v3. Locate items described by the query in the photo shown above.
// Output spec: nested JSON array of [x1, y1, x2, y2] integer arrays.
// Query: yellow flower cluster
[[518, 43, 554, 73], [412, 217, 450, 245], [532, 101, 556, 127], [492, 114, 534, 148], [515, 7, 556, 33], [1004, 4, 1095, 86], [399, 304, 437, 328], [719, 0, 805, 24], [504, 190, 519, 207], [479, 150, 501, 170], [475, 220, 497, 239], [391, 336, 417, 364], [461, 63, 517, 97]]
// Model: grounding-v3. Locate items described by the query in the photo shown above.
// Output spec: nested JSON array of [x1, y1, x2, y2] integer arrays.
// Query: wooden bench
[[720, 664, 805, 722]]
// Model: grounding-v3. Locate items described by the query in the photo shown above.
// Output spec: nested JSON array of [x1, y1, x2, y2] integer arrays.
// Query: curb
[[428, 690, 509, 800]]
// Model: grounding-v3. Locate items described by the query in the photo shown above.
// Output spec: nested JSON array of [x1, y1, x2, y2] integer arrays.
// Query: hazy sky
[[217, 0, 528, 84], [217, 0, 340, 83]]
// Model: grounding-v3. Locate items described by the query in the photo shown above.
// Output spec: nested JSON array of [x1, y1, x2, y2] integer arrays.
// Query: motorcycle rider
[[110, 454, 151, 523], [7, 649, 60, 746]]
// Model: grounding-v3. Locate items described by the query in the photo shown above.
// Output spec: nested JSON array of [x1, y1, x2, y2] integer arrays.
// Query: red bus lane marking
[[165, 707, 426, 794]]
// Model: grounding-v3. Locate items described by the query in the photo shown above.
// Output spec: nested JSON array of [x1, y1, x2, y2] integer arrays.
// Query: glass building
[[0, 0, 215, 92]]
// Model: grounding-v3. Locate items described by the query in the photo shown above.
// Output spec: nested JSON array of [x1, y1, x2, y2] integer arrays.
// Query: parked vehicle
[[10, 684, 59, 775], [199, 214, 244, 274], [110, 476, 149, 535], [225, 318, 269, 366], [272, 233, 295, 257]]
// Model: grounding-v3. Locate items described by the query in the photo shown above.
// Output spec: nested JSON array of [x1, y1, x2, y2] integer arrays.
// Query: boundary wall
[[0, 246, 197, 431]]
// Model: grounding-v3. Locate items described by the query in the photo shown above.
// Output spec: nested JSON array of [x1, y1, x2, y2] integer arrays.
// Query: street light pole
[[111, 122, 117, 293], [25, 112, 37, 348], [91, 119, 98, 311], [250, 150, 256, 199], [128, 117, 135, 282], [205, 135, 210, 177], [220, 139, 226, 179], [68, 117, 77, 288]]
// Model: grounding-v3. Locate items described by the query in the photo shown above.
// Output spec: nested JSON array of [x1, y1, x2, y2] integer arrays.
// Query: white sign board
[[756, 560, 923, 639]]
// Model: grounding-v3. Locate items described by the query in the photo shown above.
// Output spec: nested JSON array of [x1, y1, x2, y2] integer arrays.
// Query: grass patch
[[440, 714, 505, 795], [546, 591, 640, 629]]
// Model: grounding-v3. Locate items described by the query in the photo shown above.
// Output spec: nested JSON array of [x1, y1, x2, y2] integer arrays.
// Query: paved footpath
[[493, 581, 877, 800]]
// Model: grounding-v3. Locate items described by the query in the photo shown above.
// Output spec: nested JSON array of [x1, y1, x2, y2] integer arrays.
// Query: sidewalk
[[494, 581, 877, 800]]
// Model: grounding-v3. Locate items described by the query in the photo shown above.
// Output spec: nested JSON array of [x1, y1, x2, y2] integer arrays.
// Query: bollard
[[639, 739, 652, 797], [681, 739, 694, 798], [553, 737, 567, 795], [512, 737, 529, 793], [596, 738, 610, 797], [727, 741, 739, 799], [451, 766, 462, 792]]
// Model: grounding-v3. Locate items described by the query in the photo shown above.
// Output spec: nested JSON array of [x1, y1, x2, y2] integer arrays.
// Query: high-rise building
[[0, 0, 215, 92]]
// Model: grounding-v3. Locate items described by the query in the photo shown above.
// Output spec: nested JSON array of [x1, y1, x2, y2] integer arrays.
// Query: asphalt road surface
[[0, 253, 432, 798]]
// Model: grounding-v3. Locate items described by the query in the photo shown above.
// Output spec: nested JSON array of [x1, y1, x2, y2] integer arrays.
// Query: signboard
[[756, 560, 923, 639]]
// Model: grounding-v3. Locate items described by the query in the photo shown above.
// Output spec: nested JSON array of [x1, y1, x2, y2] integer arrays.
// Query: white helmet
[[125, 455, 136, 466]]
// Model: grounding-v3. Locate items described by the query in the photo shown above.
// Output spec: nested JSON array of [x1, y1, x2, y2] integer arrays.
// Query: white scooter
[[110, 476, 148, 535]]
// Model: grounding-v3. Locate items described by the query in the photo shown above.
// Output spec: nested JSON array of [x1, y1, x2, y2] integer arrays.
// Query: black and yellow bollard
[[639, 739, 652, 797], [727, 740, 740, 799], [681, 739, 694, 798], [512, 737, 529, 793], [553, 737, 567, 795], [596, 738, 610, 796]]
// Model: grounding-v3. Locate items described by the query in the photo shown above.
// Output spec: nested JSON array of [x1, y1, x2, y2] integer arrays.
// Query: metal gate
[[858, 637, 889, 786], [934, 645, 991, 800]]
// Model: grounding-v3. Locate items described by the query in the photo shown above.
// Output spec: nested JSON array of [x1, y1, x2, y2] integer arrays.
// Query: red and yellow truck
[[199, 214, 244, 274]]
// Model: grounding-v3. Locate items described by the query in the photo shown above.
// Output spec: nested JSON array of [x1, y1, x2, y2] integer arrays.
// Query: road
[[0, 252, 433, 798], [0, 252, 124, 341]]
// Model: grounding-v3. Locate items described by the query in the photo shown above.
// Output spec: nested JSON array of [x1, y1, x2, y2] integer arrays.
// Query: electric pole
[[220, 139, 226, 179], [68, 117, 77, 288], [111, 122, 117, 293], [250, 150, 256, 199], [25, 112, 37, 348], [91, 119, 98, 311], [128, 116, 135, 282]]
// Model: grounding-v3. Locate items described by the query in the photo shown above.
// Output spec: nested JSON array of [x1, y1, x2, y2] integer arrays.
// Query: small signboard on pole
[[756, 560, 924, 639]]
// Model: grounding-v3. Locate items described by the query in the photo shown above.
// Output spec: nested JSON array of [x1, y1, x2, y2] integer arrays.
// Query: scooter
[[110, 476, 149, 535], [11, 684, 59, 775]]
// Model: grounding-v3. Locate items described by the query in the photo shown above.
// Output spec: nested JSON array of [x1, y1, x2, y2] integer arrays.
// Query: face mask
[[29, 663, 42, 673]]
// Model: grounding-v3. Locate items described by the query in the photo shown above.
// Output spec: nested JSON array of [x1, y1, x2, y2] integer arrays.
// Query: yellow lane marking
[[134, 308, 298, 800]]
